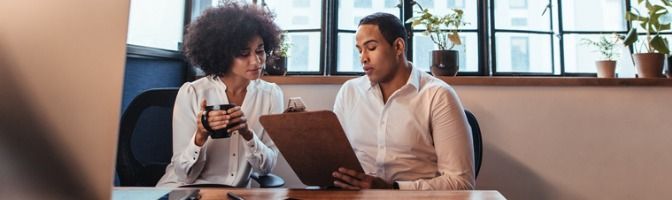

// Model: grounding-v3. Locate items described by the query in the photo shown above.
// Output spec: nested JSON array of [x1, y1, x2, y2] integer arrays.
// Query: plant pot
[[633, 53, 664, 78], [430, 50, 459, 76], [595, 60, 616, 78], [265, 56, 287, 76]]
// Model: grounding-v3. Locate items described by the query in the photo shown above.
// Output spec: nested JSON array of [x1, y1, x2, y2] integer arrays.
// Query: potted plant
[[406, 1, 467, 76], [581, 34, 621, 78], [623, 0, 672, 78], [265, 33, 290, 76]]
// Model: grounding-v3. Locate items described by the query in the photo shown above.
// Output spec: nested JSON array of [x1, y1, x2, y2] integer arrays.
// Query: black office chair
[[116, 88, 285, 187], [465, 110, 483, 179]]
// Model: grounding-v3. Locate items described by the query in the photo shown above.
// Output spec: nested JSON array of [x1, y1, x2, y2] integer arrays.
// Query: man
[[331, 12, 475, 190]]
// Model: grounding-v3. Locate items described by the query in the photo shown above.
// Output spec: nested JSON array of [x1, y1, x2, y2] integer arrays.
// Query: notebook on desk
[[259, 110, 363, 187]]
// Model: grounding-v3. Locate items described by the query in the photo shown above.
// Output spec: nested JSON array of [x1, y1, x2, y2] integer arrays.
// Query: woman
[[157, 1, 284, 187]]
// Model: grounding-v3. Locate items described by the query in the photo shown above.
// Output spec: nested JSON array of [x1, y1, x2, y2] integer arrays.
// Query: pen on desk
[[227, 192, 245, 200]]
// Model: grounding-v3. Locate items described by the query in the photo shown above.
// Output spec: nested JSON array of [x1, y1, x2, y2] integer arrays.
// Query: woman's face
[[230, 35, 265, 80]]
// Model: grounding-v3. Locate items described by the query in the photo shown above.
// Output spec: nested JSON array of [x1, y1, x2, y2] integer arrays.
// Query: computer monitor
[[0, 0, 130, 199]]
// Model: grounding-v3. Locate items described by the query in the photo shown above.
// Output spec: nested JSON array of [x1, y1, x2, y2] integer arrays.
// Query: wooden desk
[[189, 188, 504, 200], [113, 187, 505, 200]]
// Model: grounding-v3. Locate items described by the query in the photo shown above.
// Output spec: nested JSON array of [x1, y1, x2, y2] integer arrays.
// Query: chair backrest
[[116, 88, 179, 186], [465, 110, 483, 179]]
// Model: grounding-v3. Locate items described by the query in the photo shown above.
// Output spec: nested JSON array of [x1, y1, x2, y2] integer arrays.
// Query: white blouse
[[156, 76, 283, 187]]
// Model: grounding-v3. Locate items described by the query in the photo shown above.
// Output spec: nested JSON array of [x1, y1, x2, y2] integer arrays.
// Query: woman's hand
[[225, 106, 253, 141], [195, 99, 231, 146]]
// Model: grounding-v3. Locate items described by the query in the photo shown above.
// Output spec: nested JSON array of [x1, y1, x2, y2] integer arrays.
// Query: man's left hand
[[332, 167, 393, 190]]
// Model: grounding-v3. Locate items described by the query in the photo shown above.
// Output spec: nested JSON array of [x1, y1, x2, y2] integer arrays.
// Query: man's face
[[355, 24, 400, 83]]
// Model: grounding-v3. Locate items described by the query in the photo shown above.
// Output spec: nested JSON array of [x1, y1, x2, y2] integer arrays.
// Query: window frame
[[126, 0, 650, 78]]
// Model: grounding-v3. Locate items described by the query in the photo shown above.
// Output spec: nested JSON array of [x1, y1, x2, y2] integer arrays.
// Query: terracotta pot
[[265, 56, 287, 76], [430, 50, 459, 76], [633, 53, 664, 78], [595, 60, 616, 78]]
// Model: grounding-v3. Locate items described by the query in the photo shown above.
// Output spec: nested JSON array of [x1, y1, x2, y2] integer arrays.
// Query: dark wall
[[121, 46, 188, 112]]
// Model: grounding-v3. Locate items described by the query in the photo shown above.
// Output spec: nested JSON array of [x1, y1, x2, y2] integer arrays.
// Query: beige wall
[[273, 84, 672, 200], [1, 0, 129, 199]]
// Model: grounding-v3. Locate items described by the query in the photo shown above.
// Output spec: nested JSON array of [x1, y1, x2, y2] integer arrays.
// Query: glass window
[[448, 0, 465, 8], [510, 0, 528, 9], [493, 0, 553, 74], [187, 0, 322, 73], [510, 37, 530, 72], [127, 0, 185, 50], [411, 0, 479, 74], [385, 0, 399, 8], [354, 0, 372, 8], [495, 33, 552, 73], [511, 18, 528, 27], [495, 0, 549, 31], [337, 0, 400, 73], [562, 0, 626, 31], [292, 0, 309, 8], [416, 0, 434, 9], [262, 0, 323, 73], [561, 0, 628, 74]]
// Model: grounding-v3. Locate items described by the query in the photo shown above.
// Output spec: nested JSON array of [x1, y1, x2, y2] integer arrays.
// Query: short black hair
[[183, 1, 282, 76], [358, 12, 408, 45]]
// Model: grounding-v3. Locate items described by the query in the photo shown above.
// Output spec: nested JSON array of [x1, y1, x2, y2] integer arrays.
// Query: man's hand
[[332, 167, 393, 190]]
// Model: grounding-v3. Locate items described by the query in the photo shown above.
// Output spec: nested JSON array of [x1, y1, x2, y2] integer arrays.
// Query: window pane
[[494, 0, 551, 31], [385, 0, 399, 8], [354, 0, 372, 8], [286, 32, 321, 72], [411, 0, 477, 30], [416, 0, 434, 8], [562, 0, 626, 31], [293, 0, 310, 8], [339, 0, 400, 30], [337, 33, 363, 72], [510, 0, 527, 9], [495, 33, 553, 73], [266, 0, 322, 29], [448, 0, 465, 8], [127, 0, 185, 50], [563, 34, 621, 73], [191, 0, 217, 21], [412, 33, 478, 72]]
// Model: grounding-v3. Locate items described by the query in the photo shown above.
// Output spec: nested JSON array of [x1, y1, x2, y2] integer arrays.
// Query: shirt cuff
[[244, 130, 262, 154], [185, 133, 205, 162], [396, 181, 416, 190]]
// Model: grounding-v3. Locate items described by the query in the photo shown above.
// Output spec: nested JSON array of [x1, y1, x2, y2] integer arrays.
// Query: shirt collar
[[212, 75, 257, 93]]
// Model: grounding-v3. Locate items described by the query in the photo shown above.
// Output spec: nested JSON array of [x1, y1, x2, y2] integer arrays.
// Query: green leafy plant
[[623, 0, 672, 54], [275, 33, 292, 57], [581, 34, 622, 60], [405, 1, 467, 50]]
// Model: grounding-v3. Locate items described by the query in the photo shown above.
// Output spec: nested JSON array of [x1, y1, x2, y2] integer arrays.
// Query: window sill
[[261, 76, 672, 87]]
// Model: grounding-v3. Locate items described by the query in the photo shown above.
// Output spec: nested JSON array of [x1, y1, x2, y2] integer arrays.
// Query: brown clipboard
[[259, 110, 364, 187]]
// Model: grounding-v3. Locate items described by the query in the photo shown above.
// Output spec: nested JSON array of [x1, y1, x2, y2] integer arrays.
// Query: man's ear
[[394, 38, 405, 57]]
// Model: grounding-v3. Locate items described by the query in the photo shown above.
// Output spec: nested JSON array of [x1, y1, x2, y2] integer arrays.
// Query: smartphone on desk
[[285, 97, 306, 113]]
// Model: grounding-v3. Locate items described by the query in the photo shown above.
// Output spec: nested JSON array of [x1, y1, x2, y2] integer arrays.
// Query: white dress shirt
[[333, 67, 475, 190], [156, 76, 282, 187]]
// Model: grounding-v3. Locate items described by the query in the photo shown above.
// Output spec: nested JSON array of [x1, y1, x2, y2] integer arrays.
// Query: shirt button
[[231, 173, 234, 176], [193, 157, 196, 160], [233, 153, 236, 157]]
